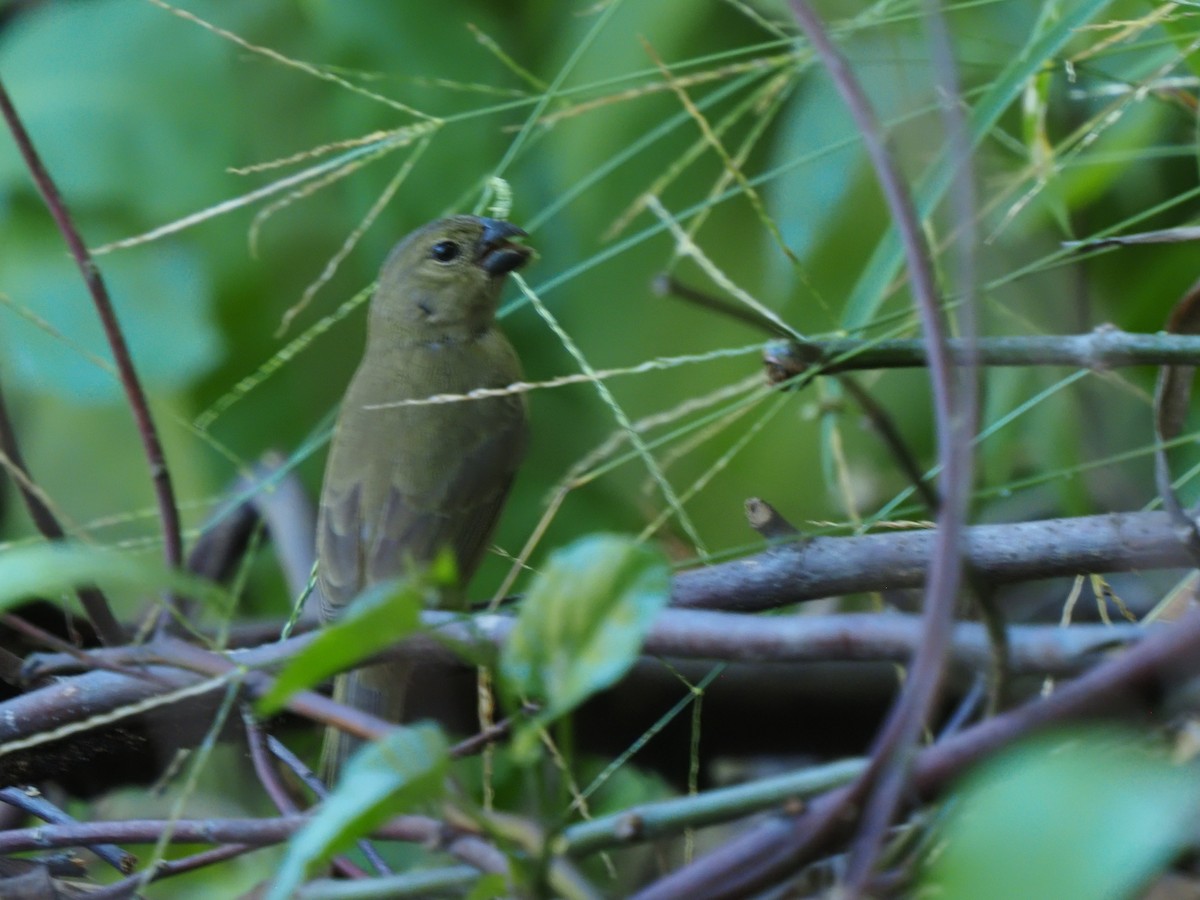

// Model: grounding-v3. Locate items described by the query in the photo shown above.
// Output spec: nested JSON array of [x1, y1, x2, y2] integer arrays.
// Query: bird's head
[[370, 215, 531, 344]]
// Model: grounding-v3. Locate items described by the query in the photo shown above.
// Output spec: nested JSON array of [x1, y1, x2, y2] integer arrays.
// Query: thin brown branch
[[86, 843, 259, 900], [0, 78, 183, 595], [0, 383, 125, 645], [836, 376, 941, 513], [260, 734, 385, 879], [25, 610, 1145, 689], [242, 709, 300, 816], [654, 273, 786, 335], [449, 705, 533, 758], [0, 814, 405, 853], [788, 1, 973, 888], [155, 637, 392, 742], [0, 786, 134, 874], [4, 614, 149, 684], [247, 714, 392, 878], [0, 811, 509, 881]]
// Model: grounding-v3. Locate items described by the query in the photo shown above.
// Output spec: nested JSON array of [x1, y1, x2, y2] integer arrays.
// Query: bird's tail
[[320, 660, 414, 785]]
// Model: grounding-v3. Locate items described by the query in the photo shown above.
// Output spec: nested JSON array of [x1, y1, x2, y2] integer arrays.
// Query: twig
[[249, 716, 393, 877], [85, 843, 258, 900], [744, 497, 799, 540], [267, 733, 329, 798], [155, 637, 392, 742], [3, 609, 1145, 778], [448, 707, 528, 758], [296, 867, 481, 899], [563, 757, 866, 858], [832, 377, 941, 512], [0, 78, 183, 602], [0, 383, 125, 645], [651, 282, 945, 519], [23, 610, 1145, 691], [6, 614, 150, 685], [0, 786, 134, 873], [653, 273, 786, 335], [242, 709, 301, 815]]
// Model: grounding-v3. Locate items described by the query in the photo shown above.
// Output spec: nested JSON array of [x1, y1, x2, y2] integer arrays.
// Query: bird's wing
[[318, 399, 527, 618]]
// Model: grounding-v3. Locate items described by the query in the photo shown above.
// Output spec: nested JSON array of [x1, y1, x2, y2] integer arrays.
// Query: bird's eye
[[430, 240, 460, 263]]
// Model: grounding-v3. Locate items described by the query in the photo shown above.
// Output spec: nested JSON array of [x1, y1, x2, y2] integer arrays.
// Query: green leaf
[[499, 534, 670, 753], [257, 556, 455, 715], [0, 0, 238, 216], [921, 728, 1200, 900], [0, 541, 225, 611], [267, 723, 449, 900], [0, 235, 222, 403]]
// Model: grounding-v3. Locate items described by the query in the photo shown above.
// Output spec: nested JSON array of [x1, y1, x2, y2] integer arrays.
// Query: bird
[[316, 215, 531, 779]]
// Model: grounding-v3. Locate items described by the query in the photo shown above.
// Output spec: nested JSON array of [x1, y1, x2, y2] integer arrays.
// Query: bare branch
[[764, 328, 1200, 378], [673, 510, 1193, 612], [0, 78, 182, 611]]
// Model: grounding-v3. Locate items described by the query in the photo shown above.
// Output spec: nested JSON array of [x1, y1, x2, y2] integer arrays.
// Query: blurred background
[[1, 0, 1195, 620], [0, 0, 1198, 890]]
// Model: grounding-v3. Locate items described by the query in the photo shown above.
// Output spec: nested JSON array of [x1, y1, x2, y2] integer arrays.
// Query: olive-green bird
[[317, 215, 531, 779]]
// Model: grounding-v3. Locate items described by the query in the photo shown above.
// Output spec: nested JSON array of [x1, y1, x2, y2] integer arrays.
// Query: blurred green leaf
[[0, 239, 222, 402], [267, 722, 449, 900], [921, 728, 1200, 900], [0, 0, 237, 215], [465, 873, 509, 900], [500, 534, 670, 754], [257, 553, 456, 715], [841, 0, 1116, 331], [0, 541, 225, 609]]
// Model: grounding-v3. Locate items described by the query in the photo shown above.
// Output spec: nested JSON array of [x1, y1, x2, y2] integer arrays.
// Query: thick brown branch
[[672, 510, 1193, 611], [7, 611, 1144, 760]]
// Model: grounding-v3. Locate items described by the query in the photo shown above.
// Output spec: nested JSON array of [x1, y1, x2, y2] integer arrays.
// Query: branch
[[563, 757, 866, 857], [3, 506, 1183, 785], [0, 78, 183, 586], [0, 786, 133, 873], [0, 813, 479, 854], [7, 611, 1145, 764], [673, 510, 1193, 612], [762, 328, 1200, 378], [631, 604, 1200, 899], [789, 4, 976, 883], [86, 843, 258, 900], [186, 454, 317, 599], [0, 382, 124, 645]]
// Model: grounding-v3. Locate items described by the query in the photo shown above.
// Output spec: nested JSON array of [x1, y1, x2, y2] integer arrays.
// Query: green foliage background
[[1, 0, 1199, 894], [2, 0, 1194, 604]]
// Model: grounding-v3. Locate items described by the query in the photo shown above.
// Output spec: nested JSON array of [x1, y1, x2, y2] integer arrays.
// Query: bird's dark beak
[[476, 218, 531, 277]]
